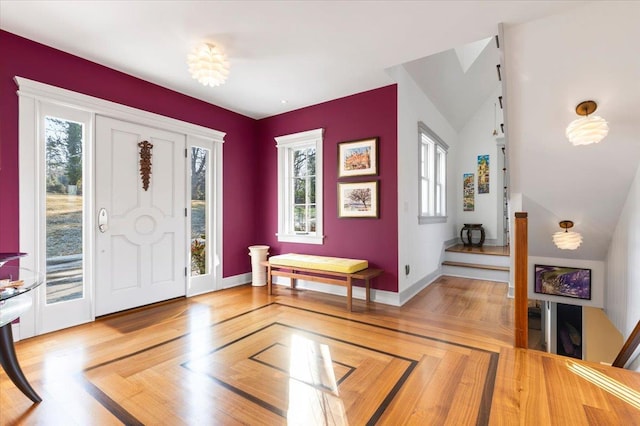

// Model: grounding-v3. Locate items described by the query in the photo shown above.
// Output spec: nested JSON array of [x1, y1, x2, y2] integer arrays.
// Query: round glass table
[[0, 265, 44, 403]]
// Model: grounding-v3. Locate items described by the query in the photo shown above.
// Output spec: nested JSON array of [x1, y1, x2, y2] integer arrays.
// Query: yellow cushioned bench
[[263, 253, 382, 311], [268, 253, 369, 274]]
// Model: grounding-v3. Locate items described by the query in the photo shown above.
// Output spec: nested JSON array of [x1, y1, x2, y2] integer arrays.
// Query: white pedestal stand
[[248, 245, 269, 286]]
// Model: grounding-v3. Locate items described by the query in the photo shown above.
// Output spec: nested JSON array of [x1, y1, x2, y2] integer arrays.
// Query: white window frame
[[275, 128, 324, 244], [418, 122, 448, 224]]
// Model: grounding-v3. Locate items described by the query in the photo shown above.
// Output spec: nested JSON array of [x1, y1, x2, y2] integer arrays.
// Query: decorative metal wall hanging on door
[[138, 140, 153, 191]]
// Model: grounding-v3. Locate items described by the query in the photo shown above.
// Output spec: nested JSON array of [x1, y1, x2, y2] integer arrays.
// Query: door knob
[[98, 208, 109, 233]]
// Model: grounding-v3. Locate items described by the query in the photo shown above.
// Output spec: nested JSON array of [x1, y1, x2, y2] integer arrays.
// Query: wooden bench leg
[[267, 264, 273, 295], [365, 278, 371, 303], [290, 270, 296, 290], [347, 276, 353, 311]]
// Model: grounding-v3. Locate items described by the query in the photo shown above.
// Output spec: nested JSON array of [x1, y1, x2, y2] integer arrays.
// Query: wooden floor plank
[[489, 348, 640, 425], [2, 276, 639, 425]]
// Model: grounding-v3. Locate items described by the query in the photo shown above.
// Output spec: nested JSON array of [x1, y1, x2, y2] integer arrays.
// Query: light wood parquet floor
[[1, 276, 639, 425]]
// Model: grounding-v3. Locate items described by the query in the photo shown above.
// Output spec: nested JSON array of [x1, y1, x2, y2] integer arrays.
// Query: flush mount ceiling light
[[187, 43, 229, 87], [552, 220, 583, 250], [565, 100, 609, 145]]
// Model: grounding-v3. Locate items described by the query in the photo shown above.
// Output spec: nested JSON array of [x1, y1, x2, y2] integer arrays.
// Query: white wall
[[528, 256, 604, 309], [606, 162, 640, 370], [456, 86, 503, 243], [503, 3, 640, 261], [387, 65, 458, 299]]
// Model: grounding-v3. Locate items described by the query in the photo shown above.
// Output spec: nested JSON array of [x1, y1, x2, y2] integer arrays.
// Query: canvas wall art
[[463, 173, 474, 211], [477, 154, 489, 194], [534, 264, 592, 300]]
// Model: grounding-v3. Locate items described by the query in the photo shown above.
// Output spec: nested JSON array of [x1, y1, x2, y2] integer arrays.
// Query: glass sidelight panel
[[191, 146, 209, 276], [45, 117, 84, 304]]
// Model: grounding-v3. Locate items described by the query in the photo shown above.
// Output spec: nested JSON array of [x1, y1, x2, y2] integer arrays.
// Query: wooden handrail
[[612, 319, 640, 368], [514, 212, 528, 348]]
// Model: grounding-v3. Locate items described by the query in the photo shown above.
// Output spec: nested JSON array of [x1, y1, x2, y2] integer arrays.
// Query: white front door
[[95, 116, 187, 316]]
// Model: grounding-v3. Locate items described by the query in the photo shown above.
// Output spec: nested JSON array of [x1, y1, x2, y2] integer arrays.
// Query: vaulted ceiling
[[404, 37, 501, 131]]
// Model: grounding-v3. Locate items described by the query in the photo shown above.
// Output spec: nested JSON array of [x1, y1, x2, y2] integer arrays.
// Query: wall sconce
[[187, 43, 230, 87], [552, 220, 583, 250], [565, 100, 609, 146]]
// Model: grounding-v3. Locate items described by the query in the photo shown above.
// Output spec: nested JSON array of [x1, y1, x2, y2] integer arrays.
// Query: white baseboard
[[272, 276, 401, 306], [221, 272, 252, 289], [372, 290, 402, 306], [444, 237, 459, 248], [271, 271, 445, 308], [398, 269, 442, 306], [11, 322, 21, 342], [454, 238, 501, 247]]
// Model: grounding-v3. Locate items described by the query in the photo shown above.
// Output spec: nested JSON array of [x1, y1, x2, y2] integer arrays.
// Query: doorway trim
[[16, 76, 225, 339]]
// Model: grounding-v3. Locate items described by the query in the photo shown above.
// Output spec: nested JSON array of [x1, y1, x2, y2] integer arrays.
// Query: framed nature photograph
[[338, 137, 378, 178], [338, 181, 378, 218], [534, 264, 592, 300]]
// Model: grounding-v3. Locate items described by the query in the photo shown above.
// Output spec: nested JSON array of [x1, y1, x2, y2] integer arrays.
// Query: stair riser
[[442, 265, 510, 283], [444, 251, 510, 267]]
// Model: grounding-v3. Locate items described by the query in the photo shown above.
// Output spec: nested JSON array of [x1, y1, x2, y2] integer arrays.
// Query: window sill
[[276, 233, 325, 245], [418, 215, 447, 225]]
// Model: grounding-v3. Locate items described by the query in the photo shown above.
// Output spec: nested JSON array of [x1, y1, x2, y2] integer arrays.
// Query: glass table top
[[0, 252, 28, 267], [0, 265, 44, 302]]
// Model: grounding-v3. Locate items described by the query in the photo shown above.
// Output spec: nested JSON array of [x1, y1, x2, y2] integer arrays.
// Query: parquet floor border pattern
[[74, 302, 500, 425]]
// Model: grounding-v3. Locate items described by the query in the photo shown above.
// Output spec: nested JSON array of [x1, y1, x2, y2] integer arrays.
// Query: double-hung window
[[275, 128, 324, 244], [418, 122, 448, 224]]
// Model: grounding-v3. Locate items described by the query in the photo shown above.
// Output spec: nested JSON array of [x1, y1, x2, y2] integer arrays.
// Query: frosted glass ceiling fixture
[[565, 100, 609, 145], [552, 220, 583, 250], [187, 43, 229, 87]]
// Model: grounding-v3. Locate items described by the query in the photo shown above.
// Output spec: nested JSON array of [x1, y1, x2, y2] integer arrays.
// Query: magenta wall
[[0, 31, 257, 277], [256, 86, 399, 292], [0, 31, 400, 291]]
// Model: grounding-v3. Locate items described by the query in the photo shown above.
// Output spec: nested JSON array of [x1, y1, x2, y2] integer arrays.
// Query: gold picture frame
[[337, 137, 378, 178], [338, 181, 378, 218]]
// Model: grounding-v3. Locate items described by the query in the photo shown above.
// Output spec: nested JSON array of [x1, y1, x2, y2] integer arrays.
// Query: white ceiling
[[404, 36, 501, 130], [0, 0, 585, 119]]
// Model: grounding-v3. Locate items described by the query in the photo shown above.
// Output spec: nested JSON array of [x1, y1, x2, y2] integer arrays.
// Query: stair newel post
[[514, 212, 528, 348]]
